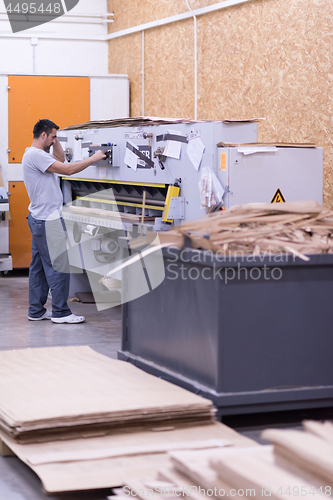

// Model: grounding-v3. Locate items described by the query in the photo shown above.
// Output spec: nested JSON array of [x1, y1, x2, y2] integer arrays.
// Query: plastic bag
[[198, 166, 224, 213]]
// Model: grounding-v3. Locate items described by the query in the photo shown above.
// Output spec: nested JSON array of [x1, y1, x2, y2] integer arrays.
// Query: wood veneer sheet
[[169, 446, 264, 497], [0, 346, 214, 441], [261, 429, 333, 488], [210, 447, 315, 500], [303, 420, 333, 446], [154, 200, 333, 261]]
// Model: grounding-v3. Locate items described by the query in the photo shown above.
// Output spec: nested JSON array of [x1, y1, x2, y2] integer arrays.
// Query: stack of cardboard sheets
[[116, 421, 333, 500], [0, 346, 215, 443], [62, 117, 261, 130], [0, 346, 256, 493]]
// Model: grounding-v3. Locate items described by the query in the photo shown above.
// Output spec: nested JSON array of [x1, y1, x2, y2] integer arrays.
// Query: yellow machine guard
[[162, 185, 180, 223]]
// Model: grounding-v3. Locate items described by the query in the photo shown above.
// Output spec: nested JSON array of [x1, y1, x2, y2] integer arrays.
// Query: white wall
[[0, 0, 109, 75], [90, 76, 130, 121]]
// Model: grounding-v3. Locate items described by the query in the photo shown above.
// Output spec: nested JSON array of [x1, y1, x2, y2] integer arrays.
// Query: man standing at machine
[[23, 119, 106, 324]]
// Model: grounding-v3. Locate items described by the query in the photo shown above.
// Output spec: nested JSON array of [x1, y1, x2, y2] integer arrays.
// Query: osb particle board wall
[[108, 0, 333, 208]]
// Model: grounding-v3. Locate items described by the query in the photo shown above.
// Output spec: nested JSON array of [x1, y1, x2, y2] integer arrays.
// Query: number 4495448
[[6, 3, 62, 14], [276, 486, 331, 496]]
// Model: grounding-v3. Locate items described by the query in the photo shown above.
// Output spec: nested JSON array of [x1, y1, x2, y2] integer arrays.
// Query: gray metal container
[[119, 247, 333, 417]]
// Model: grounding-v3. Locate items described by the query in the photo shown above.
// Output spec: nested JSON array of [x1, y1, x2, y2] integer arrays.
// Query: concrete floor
[[0, 270, 332, 499], [0, 270, 121, 500]]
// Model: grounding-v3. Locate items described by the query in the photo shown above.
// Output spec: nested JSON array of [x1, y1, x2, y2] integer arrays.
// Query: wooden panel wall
[[108, 0, 333, 208]]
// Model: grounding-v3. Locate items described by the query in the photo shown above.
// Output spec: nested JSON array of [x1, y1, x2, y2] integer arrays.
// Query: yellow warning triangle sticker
[[271, 188, 286, 203]]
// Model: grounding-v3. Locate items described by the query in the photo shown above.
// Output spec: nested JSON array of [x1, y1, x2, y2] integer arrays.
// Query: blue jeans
[[28, 213, 71, 319]]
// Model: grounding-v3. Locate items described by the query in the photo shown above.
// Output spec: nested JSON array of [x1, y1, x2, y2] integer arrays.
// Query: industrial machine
[[57, 118, 323, 307], [58, 118, 258, 304], [0, 187, 12, 273]]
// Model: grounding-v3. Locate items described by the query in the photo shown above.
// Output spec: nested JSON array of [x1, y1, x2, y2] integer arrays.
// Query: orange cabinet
[[8, 182, 31, 268], [8, 75, 90, 164]]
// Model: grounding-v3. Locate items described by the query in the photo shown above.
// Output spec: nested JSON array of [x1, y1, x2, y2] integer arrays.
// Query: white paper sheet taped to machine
[[124, 140, 138, 171], [163, 130, 183, 159], [237, 147, 278, 155], [187, 136, 205, 171], [73, 139, 83, 161]]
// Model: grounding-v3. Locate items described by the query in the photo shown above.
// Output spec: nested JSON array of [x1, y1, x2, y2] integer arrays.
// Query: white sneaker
[[28, 310, 52, 321], [51, 314, 85, 324]]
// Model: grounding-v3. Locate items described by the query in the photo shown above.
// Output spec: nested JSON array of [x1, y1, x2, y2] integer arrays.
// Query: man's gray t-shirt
[[22, 147, 63, 220]]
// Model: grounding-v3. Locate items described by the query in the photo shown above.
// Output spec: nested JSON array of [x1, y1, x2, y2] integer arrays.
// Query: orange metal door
[[8, 75, 90, 163], [8, 182, 32, 268], [8, 75, 90, 267]]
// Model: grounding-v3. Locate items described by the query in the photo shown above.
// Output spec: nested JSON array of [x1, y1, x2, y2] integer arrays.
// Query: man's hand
[[92, 150, 107, 162]]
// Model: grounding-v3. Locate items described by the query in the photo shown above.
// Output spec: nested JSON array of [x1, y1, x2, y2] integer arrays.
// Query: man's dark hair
[[33, 119, 59, 139]]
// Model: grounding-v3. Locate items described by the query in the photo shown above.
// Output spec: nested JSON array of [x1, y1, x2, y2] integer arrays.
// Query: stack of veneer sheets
[[156, 200, 333, 261], [0, 345, 256, 493], [117, 421, 333, 500], [262, 422, 333, 490]]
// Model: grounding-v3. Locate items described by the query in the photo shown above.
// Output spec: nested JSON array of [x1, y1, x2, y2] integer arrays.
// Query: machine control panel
[[89, 144, 120, 168]]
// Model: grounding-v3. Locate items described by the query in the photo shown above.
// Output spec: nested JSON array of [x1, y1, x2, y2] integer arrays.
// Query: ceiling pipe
[[142, 30, 145, 116], [0, 33, 106, 41], [185, 0, 197, 120], [0, 11, 114, 27], [0, 12, 114, 18]]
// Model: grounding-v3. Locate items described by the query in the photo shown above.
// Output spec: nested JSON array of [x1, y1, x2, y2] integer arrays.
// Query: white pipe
[[47, 18, 114, 24], [142, 30, 145, 116], [0, 15, 114, 25], [185, 0, 197, 121], [0, 33, 106, 41], [0, 11, 114, 18], [32, 44, 36, 73], [106, 0, 257, 40]]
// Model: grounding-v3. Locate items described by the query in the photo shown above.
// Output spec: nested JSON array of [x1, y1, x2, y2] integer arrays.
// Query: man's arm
[[47, 150, 106, 176], [52, 138, 65, 162]]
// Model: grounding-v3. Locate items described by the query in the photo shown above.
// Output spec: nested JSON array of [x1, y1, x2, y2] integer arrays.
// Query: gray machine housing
[[59, 120, 261, 294], [60, 120, 259, 226], [218, 146, 323, 208], [0, 187, 12, 272]]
